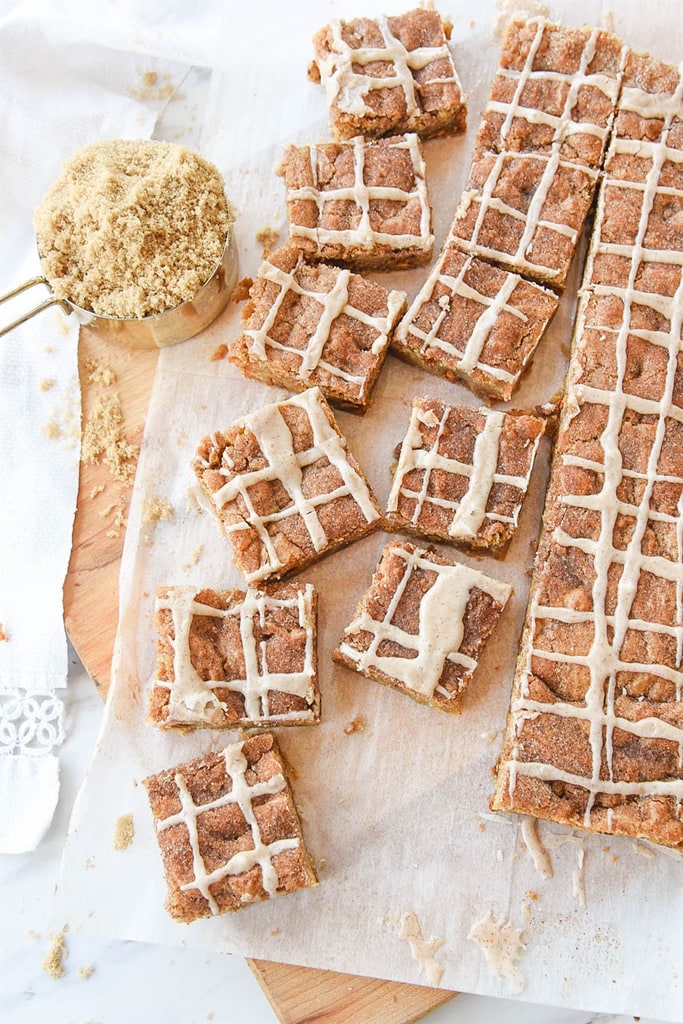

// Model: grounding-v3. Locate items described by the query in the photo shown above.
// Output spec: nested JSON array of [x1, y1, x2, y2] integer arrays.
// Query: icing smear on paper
[[493, 0, 551, 37], [399, 911, 445, 987], [520, 816, 553, 880], [468, 911, 526, 994]]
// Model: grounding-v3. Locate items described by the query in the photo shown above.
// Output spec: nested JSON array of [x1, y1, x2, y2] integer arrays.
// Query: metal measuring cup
[[0, 222, 238, 349]]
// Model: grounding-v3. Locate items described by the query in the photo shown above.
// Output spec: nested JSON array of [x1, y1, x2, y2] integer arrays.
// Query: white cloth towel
[[0, 1, 197, 853]]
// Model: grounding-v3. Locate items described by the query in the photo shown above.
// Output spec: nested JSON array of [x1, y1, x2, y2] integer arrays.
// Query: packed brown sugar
[[34, 139, 230, 320]]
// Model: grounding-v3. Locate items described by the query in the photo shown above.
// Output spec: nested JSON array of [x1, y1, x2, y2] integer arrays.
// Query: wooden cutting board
[[63, 323, 456, 1024]]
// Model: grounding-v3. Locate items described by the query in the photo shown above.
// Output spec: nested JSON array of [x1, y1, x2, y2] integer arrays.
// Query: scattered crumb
[[478, 822, 486, 832], [81, 393, 138, 482], [525, 891, 539, 901], [399, 911, 444, 987], [27, 929, 40, 940], [270, 928, 281, 937], [78, 965, 95, 980], [182, 545, 203, 571], [210, 343, 228, 361], [43, 421, 63, 441], [89, 483, 106, 499], [128, 70, 175, 106], [256, 226, 280, 254], [86, 362, 116, 387], [612, 854, 619, 863], [468, 912, 525, 994], [0, 623, 8, 643], [113, 813, 135, 852], [42, 933, 66, 979], [231, 276, 253, 303], [343, 716, 365, 735], [39, 377, 55, 392], [44, 344, 53, 353], [142, 496, 174, 525]]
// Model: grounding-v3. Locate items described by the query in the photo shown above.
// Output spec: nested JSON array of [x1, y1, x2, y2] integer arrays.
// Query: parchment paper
[[54, 1, 683, 1018]]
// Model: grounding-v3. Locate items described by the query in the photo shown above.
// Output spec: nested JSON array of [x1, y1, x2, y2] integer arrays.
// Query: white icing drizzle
[[155, 585, 316, 726], [200, 388, 380, 582], [156, 741, 300, 914], [287, 134, 433, 255], [398, 910, 445, 987], [503, 66, 683, 835], [387, 401, 541, 542], [318, 14, 462, 125], [394, 248, 547, 389], [242, 249, 405, 397], [468, 911, 526, 994], [338, 543, 511, 698], [452, 19, 624, 279], [520, 816, 553, 879]]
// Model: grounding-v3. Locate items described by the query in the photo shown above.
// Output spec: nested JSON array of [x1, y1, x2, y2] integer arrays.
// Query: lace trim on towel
[[0, 689, 64, 756]]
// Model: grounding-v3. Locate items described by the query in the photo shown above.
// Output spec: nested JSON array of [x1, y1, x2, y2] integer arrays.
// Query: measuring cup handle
[[0, 276, 71, 338]]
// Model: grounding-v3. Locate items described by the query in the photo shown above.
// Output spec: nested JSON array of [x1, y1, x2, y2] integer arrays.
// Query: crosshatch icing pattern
[[334, 540, 512, 713], [308, 7, 467, 140], [228, 244, 407, 410], [392, 248, 559, 399], [192, 387, 381, 584], [148, 584, 319, 730], [386, 399, 545, 553], [450, 17, 627, 288], [492, 51, 683, 850], [143, 734, 318, 922], [277, 133, 434, 269]]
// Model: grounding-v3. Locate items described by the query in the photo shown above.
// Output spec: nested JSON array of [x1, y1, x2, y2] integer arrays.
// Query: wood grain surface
[[63, 325, 456, 1024]]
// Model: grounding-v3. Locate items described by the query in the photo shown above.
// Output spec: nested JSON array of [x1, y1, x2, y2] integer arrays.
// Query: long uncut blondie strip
[[386, 399, 545, 553], [148, 584, 319, 730], [144, 733, 318, 922], [450, 17, 626, 289], [228, 244, 407, 411], [308, 8, 467, 141], [277, 133, 433, 270], [492, 52, 683, 850]]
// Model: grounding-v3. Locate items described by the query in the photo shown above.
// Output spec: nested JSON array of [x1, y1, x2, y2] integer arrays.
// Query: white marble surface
[[0, 649, 666, 1024]]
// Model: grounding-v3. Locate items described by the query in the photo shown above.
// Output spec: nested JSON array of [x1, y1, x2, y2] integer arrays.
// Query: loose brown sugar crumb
[[34, 139, 230, 319], [0, 623, 8, 643], [42, 934, 66, 979], [78, 965, 95, 980], [113, 813, 135, 851], [81, 393, 138, 482], [39, 378, 54, 392], [142, 496, 174, 525], [86, 362, 116, 388]]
